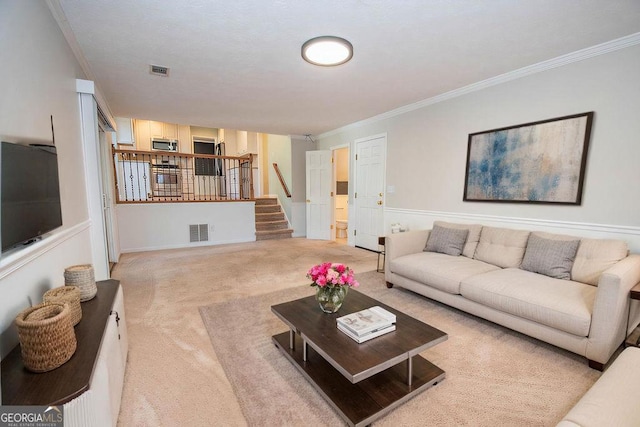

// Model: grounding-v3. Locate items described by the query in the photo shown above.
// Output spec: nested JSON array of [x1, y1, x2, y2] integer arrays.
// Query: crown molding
[[319, 32, 640, 140], [46, 0, 95, 82], [47, 1, 117, 130]]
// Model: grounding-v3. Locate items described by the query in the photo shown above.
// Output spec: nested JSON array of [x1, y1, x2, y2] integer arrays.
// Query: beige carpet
[[112, 238, 379, 426], [200, 270, 601, 426]]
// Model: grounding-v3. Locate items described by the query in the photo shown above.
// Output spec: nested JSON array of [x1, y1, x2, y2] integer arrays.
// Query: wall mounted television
[[1, 141, 63, 253]]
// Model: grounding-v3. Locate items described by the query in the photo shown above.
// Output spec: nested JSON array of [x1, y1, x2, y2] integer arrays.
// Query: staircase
[[255, 198, 293, 241]]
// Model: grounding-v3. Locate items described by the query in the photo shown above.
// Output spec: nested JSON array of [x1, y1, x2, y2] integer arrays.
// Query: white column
[[76, 79, 109, 280]]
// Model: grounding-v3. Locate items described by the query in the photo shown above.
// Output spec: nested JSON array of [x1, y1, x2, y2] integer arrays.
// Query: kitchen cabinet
[[236, 131, 259, 155], [114, 117, 135, 145], [134, 120, 180, 151], [149, 121, 163, 139], [150, 121, 178, 140], [178, 125, 192, 153], [236, 130, 247, 155], [133, 120, 151, 151], [221, 128, 237, 154], [163, 122, 178, 140]]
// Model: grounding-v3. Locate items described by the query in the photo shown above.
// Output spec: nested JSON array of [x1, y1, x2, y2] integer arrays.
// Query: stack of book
[[336, 306, 396, 343]]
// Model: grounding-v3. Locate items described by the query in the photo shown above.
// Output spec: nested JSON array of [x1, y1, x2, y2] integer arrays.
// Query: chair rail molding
[[0, 220, 91, 280], [384, 207, 640, 252]]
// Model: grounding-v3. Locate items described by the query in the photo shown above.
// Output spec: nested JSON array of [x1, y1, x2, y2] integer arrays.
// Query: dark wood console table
[[2, 280, 121, 405]]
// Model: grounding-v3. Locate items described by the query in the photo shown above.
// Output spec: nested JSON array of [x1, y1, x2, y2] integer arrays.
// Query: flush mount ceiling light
[[301, 36, 353, 66]]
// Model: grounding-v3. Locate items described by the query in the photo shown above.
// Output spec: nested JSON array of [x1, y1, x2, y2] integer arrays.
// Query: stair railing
[[272, 163, 291, 198]]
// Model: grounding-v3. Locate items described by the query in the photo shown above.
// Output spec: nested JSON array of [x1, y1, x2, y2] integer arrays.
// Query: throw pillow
[[434, 221, 482, 258], [521, 234, 580, 280], [424, 225, 469, 257]]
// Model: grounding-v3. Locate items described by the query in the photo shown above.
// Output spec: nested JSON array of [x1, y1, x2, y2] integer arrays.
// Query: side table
[[377, 236, 385, 273], [625, 282, 640, 347]]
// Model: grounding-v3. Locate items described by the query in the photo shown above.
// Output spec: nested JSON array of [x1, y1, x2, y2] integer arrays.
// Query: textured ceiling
[[57, 0, 640, 136]]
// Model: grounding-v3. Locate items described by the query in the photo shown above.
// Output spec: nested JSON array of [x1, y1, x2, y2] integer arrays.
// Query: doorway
[[353, 134, 386, 252], [333, 146, 349, 245]]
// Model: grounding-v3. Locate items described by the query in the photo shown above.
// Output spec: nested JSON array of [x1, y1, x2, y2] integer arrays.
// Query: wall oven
[[151, 157, 182, 197]]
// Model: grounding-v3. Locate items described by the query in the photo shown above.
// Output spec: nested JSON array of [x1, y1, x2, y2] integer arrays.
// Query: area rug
[[199, 271, 600, 426]]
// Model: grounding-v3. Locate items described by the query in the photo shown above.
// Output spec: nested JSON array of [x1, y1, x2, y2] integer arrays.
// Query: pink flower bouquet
[[307, 263, 359, 289]]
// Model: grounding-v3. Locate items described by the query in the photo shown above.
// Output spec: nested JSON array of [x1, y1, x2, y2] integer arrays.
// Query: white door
[[78, 90, 110, 280], [354, 135, 386, 251], [306, 150, 332, 240], [99, 130, 121, 263]]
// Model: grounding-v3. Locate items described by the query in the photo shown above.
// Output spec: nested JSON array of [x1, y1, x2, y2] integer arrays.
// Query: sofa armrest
[[586, 254, 640, 364], [558, 347, 640, 427], [384, 230, 430, 283], [385, 230, 430, 262]]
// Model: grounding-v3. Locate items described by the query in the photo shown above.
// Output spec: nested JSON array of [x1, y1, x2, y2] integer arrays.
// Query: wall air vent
[[189, 224, 209, 242], [150, 64, 170, 77]]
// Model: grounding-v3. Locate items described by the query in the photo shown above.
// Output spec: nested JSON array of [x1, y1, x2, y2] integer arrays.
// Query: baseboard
[[119, 237, 257, 254]]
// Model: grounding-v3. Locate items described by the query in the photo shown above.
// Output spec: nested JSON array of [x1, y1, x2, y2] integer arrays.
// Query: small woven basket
[[44, 286, 82, 326], [15, 302, 77, 373], [64, 264, 97, 302]]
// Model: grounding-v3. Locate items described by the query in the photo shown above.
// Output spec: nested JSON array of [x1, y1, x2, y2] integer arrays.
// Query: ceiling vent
[[150, 64, 169, 77]]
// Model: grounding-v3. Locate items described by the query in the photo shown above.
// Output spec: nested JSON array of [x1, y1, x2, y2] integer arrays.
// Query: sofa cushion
[[389, 252, 499, 295], [434, 221, 482, 258], [521, 234, 580, 280], [521, 232, 629, 285], [474, 226, 531, 268], [571, 239, 629, 286], [424, 224, 469, 256], [460, 268, 596, 336]]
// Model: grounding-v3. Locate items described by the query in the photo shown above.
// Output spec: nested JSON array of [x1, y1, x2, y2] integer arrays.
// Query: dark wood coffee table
[[271, 289, 447, 427]]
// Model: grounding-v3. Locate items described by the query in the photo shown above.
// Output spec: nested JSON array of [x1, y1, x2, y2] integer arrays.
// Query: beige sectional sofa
[[385, 221, 640, 369], [557, 346, 640, 426]]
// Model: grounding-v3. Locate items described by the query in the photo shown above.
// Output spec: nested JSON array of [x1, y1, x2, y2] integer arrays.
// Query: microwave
[[152, 138, 178, 151]]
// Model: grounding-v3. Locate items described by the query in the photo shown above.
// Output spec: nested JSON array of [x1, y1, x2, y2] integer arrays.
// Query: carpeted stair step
[[255, 204, 281, 214], [255, 197, 278, 206], [255, 229, 294, 240], [255, 220, 289, 231], [256, 212, 285, 222]]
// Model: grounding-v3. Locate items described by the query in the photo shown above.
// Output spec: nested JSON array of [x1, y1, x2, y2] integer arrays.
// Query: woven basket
[[64, 264, 97, 302], [44, 286, 82, 326], [15, 303, 77, 373]]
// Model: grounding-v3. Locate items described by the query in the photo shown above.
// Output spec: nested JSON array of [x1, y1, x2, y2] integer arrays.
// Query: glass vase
[[315, 286, 348, 314]]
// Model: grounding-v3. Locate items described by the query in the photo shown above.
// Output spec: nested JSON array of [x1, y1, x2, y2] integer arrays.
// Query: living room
[[2, 1, 640, 425]]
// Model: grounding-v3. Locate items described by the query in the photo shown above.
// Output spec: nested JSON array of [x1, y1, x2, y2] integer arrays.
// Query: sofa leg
[[588, 359, 605, 371], [386, 281, 394, 289]]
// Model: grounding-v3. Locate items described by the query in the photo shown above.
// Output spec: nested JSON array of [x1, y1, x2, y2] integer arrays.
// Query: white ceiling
[[56, 0, 640, 136]]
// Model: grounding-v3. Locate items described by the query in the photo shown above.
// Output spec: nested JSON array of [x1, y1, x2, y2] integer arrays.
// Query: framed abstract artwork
[[463, 112, 594, 205]]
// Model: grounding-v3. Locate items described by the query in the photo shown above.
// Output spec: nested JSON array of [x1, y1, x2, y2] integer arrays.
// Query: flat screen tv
[[1, 141, 63, 252]]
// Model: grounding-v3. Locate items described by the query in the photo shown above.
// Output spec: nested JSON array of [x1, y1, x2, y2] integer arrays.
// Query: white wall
[[116, 202, 256, 252], [266, 134, 293, 218], [0, 1, 93, 359], [290, 135, 315, 236], [318, 43, 640, 251]]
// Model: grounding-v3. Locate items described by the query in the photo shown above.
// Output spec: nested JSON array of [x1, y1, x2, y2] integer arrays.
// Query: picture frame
[[463, 112, 594, 205]]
